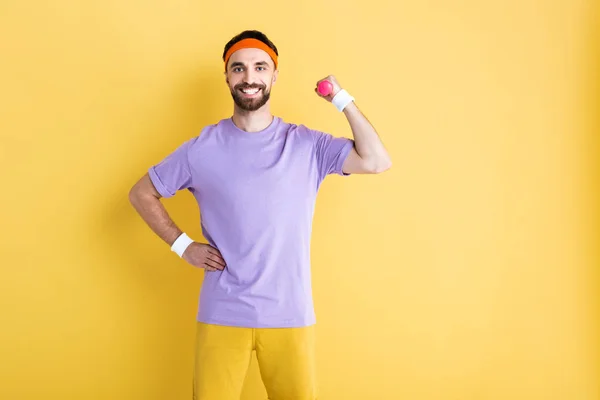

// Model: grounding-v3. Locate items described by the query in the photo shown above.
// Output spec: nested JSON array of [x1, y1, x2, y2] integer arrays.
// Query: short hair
[[222, 30, 279, 63]]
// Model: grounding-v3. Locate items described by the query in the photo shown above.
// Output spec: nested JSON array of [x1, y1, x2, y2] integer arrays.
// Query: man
[[129, 30, 391, 400]]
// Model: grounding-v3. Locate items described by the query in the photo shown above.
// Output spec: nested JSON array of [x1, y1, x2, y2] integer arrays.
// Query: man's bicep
[[341, 146, 377, 174], [131, 173, 163, 200], [142, 173, 163, 198]]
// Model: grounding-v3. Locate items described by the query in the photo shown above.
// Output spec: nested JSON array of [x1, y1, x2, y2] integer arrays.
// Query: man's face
[[225, 47, 277, 112]]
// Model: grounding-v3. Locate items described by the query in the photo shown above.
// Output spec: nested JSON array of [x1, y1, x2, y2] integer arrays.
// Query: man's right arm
[[128, 173, 226, 271], [128, 173, 183, 247]]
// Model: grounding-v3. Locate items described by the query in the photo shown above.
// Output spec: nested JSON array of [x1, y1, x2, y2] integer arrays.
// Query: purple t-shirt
[[148, 116, 354, 328]]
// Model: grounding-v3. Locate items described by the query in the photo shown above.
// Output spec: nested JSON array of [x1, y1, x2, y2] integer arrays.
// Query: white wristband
[[171, 232, 194, 258], [331, 89, 355, 112]]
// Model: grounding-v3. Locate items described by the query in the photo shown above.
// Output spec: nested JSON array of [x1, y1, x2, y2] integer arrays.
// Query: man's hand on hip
[[182, 243, 226, 272]]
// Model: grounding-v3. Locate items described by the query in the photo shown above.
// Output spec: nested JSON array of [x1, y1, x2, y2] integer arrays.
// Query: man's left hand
[[315, 75, 342, 102]]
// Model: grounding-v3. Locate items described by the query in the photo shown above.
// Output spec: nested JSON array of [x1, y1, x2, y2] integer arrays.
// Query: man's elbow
[[369, 157, 392, 174], [376, 160, 392, 173], [128, 185, 143, 207]]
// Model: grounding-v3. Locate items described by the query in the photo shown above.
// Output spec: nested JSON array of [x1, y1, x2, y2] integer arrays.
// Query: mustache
[[234, 83, 266, 90]]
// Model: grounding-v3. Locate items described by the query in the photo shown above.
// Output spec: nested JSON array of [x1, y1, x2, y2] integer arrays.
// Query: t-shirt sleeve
[[312, 129, 355, 181], [148, 138, 194, 198]]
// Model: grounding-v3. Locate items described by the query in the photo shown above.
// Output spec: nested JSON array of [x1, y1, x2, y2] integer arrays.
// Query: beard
[[230, 83, 271, 112]]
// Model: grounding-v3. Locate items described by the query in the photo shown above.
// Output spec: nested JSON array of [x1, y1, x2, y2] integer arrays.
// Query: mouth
[[238, 87, 262, 98]]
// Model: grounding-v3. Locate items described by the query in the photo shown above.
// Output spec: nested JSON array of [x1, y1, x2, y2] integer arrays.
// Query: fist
[[182, 242, 226, 272], [315, 75, 342, 102]]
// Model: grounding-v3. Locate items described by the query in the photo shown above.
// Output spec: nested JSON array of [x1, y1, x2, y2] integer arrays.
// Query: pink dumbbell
[[317, 80, 333, 96]]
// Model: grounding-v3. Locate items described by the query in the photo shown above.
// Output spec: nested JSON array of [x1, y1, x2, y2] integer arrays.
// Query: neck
[[231, 104, 274, 132]]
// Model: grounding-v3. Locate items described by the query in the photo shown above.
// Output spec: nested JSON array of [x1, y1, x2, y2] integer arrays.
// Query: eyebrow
[[229, 61, 269, 69]]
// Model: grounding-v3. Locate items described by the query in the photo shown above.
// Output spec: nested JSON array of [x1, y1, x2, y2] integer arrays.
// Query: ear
[[272, 69, 278, 85]]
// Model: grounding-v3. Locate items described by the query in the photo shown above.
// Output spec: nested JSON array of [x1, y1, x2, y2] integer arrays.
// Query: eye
[[257, 66, 266, 71], [233, 67, 243, 72]]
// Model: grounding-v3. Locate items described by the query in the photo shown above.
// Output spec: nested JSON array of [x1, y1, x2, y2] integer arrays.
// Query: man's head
[[222, 30, 279, 112]]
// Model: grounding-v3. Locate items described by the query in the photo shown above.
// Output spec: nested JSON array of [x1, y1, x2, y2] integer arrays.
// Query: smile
[[240, 87, 261, 96]]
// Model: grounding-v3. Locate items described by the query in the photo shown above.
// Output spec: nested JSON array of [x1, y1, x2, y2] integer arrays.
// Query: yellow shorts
[[193, 322, 317, 400]]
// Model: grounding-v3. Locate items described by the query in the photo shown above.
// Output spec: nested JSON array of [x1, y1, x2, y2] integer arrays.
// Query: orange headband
[[224, 38, 278, 71]]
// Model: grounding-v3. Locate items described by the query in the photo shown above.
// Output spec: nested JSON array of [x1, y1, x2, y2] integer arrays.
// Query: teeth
[[242, 88, 259, 94]]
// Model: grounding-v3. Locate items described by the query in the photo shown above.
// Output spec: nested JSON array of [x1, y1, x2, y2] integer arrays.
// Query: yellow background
[[1, 0, 598, 399]]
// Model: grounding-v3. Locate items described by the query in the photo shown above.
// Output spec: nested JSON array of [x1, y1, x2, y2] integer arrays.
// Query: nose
[[242, 69, 257, 85]]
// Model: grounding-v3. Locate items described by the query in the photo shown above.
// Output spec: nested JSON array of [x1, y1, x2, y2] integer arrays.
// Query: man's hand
[[314, 75, 342, 102], [182, 242, 227, 272], [312, 75, 392, 174]]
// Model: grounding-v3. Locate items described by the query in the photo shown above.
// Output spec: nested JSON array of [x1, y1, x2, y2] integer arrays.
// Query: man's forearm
[[129, 193, 183, 247], [343, 102, 391, 170]]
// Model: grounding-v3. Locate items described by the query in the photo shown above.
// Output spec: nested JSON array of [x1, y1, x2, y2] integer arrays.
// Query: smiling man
[[128, 30, 391, 400]]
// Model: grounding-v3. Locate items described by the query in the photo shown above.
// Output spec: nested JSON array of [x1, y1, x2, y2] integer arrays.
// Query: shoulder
[[185, 118, 231, 148], [198, 118, 229, 139], [278, 118, 327, 145]]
